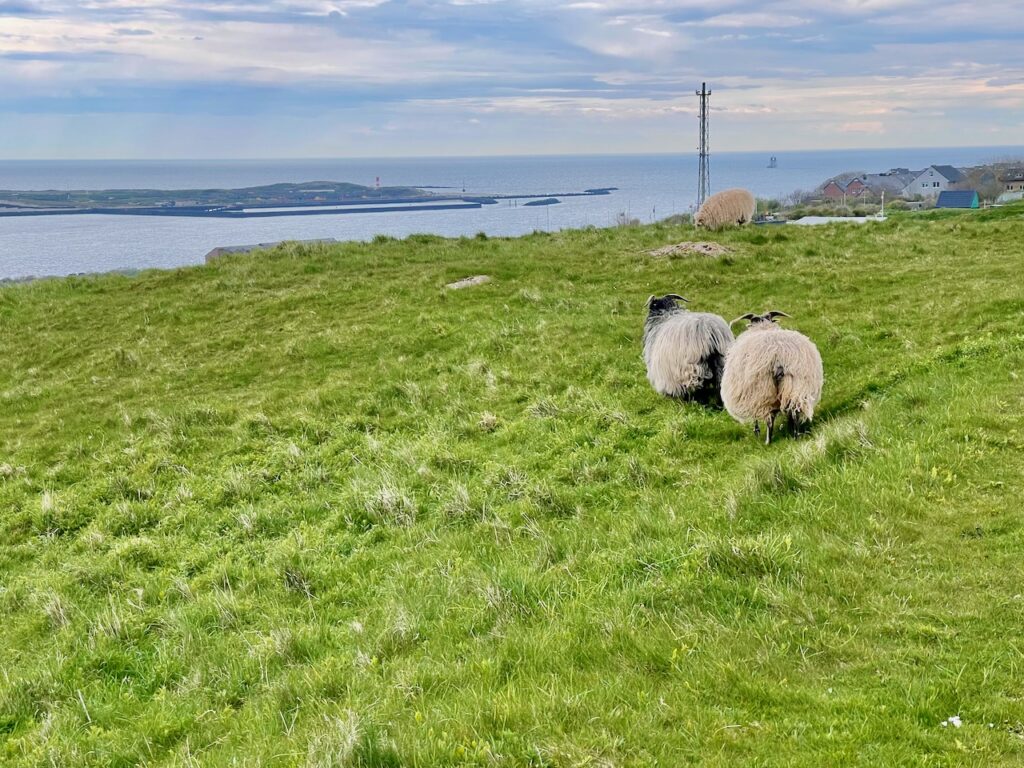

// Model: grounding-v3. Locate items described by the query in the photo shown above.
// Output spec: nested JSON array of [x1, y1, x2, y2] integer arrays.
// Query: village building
[[999, 168, 1024, 193], [821, 180, 847, 200], [860, 168, 919, 198], [844, 178, 867, 197], [821, 177, 869, 201], [819, 165, 979, 203], [905, 165, 965, 198], [820, 168, 923, 201]]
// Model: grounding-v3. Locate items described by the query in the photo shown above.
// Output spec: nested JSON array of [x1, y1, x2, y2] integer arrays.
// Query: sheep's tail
[[778, 370, 817, 422]]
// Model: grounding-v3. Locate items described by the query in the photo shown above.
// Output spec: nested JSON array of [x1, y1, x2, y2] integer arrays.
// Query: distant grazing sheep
[[721, 311, 823, 444], [643, 294, 734, 403], [694, 189, 756, 230]]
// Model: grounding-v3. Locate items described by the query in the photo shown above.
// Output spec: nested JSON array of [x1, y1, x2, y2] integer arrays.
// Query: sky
[[1, 0, 1023, 158]]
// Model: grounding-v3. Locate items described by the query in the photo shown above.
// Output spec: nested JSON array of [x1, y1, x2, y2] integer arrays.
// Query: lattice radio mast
[[696, 82, 711, 208]]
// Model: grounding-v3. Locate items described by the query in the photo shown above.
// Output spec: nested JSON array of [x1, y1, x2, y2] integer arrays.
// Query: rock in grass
[[446, 275, 492, 290]]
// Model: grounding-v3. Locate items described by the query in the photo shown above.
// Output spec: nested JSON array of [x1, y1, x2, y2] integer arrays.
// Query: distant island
[[0, 181, 426, 210], [0, 181, 616, 218]]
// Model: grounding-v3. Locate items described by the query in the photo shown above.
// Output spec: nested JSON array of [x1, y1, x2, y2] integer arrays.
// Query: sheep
[[694, 188, 756, 230], [643, 294, 734, 403], [721, 311, 823, 444]]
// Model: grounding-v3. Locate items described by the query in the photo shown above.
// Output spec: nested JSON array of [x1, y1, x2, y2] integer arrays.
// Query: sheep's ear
[[665, 294, 689, 303], [766, 311, 791, 321], [730, 313, 757, 326], [646, 295, 656, 308]]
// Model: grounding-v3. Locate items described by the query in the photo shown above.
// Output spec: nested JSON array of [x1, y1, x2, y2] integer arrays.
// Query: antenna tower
[[696, 81, 711, 208]]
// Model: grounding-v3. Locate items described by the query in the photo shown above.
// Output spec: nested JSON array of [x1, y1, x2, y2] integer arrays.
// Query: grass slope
[[2, 209, 1024, 766]]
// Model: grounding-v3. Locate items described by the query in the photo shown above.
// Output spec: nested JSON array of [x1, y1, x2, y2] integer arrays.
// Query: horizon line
[[3, 144, 1024, 164]]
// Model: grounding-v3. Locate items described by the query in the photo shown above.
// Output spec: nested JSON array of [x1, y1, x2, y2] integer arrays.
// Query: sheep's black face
[[740, 310, 790, 326], [647, 295, 681, 317]]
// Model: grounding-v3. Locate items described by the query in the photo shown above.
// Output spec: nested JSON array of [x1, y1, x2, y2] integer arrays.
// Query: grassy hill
[[2, 208, 1024, 766]]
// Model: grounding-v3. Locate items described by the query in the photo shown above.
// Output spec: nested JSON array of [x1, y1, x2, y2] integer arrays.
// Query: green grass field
[[2, 208, 1024, 766]]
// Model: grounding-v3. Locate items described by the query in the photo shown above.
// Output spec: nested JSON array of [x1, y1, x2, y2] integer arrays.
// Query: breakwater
[[0, 200, 484, 218], [0, 185, 616, 219]]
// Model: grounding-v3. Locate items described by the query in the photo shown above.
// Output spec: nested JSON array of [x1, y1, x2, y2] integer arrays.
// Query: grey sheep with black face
[[642, 294, 734, 404], [721, 311, 823, 444]]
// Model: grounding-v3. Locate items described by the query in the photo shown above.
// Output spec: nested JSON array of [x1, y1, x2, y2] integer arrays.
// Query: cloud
[[683, 12, 810, 28], [838, 120, 886, 134], [1, 0, 1023, 156]]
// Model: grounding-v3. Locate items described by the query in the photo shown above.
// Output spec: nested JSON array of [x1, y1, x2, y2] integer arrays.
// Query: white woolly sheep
[[721, 311, 823, 444], [643, 294, 734, 403], [694, 188, 756, 230]]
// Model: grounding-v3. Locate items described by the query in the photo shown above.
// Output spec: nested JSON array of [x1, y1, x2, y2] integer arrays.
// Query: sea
[[1, 147, 1021, 280]]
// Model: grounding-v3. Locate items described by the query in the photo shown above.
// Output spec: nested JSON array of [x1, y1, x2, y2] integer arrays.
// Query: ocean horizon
[[2, 146, 1022, 280]]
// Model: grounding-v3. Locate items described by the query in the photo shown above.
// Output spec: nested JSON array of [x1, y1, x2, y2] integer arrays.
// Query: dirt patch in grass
[[646, 241, 731, 258]]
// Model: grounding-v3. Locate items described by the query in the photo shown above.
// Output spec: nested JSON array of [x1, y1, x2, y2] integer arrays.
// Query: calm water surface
[[1, 148, 1020, 279]]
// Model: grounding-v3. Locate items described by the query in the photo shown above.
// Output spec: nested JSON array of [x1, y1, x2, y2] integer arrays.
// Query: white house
[[903, 165, 965, 198]]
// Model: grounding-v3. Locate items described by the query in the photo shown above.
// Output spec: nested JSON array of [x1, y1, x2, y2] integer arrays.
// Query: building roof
[[998, 168, 1024, 183], [862, 171, 918, 193], [936, 190, 978, 208], [930, 165, 966, 183], [822, 176, 871, 192]]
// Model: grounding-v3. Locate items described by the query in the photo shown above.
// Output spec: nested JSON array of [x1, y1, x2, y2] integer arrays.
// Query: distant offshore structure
[[768, 156, 778, 169]]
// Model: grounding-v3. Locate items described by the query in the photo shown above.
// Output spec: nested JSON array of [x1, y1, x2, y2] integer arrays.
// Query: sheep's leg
[[765, 413, 775, 445], [753, 420, 760, 437], [787, 411, 798, 437]]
